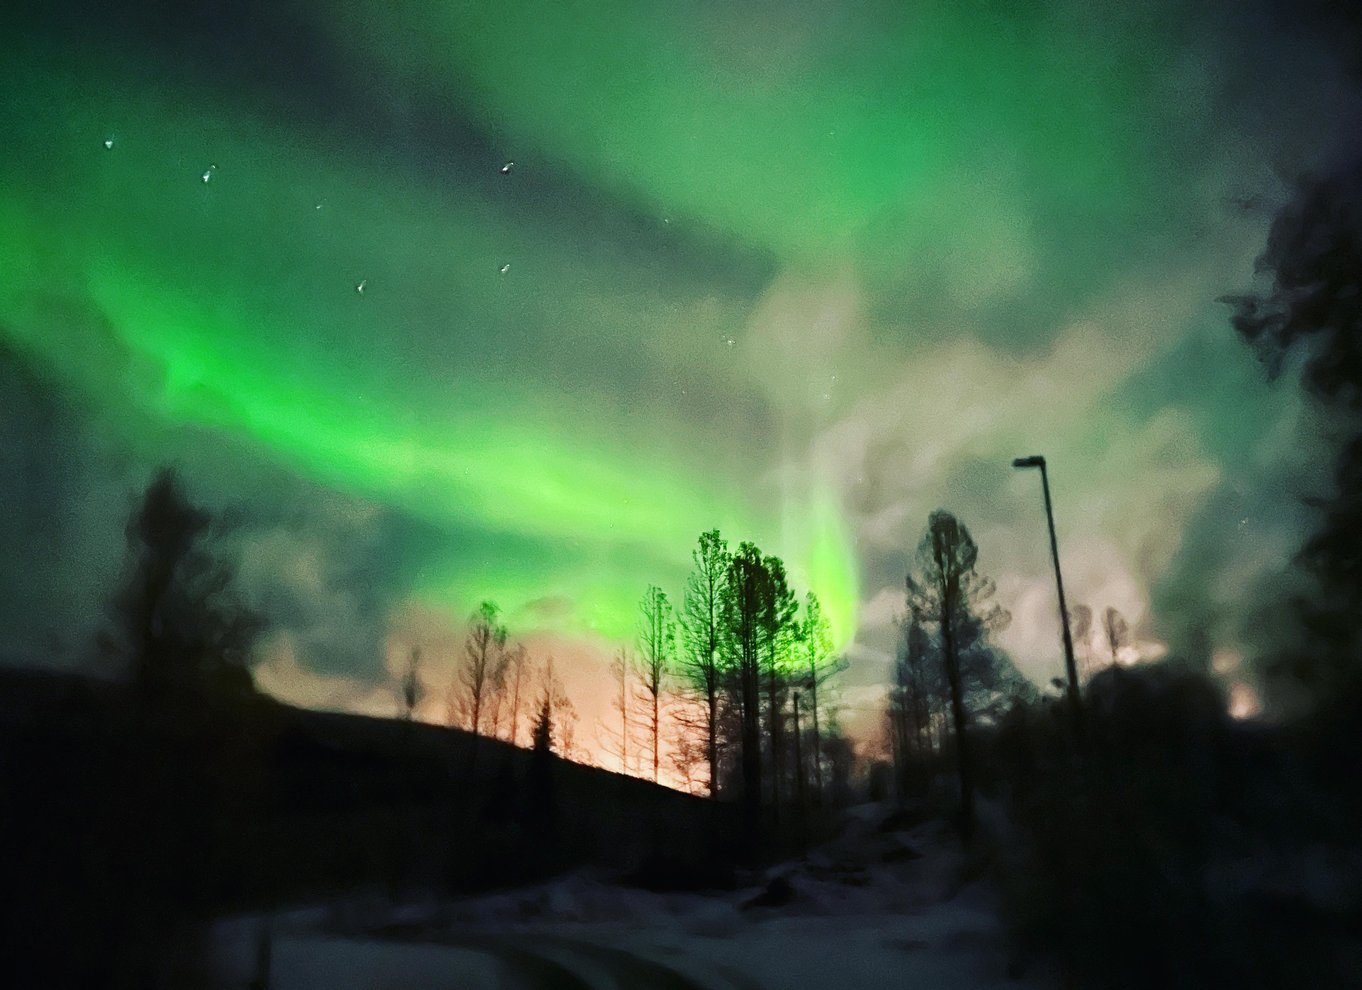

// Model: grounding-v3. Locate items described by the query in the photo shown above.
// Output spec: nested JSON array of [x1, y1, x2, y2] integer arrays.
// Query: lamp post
[[1012, 455, 1082, 725]]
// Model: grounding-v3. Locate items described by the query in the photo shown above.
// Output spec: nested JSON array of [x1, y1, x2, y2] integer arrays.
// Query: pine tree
[[905, 510, 1008, 836], [723, 542, 767, 849], [759, 554, 796, 818], [679, 530, 730, 796], [800, 592, 845, 803], [526, 692, 557, 857], [110, 467, 260, 698], [532, 694, 553, 754]]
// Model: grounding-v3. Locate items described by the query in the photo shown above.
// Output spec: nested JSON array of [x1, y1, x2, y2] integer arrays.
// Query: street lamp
[[1012, 455, 1082, 725]]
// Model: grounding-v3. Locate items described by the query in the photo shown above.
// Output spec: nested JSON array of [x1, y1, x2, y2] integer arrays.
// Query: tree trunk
[[765, 640, 782, 829], [706, 689, 719, 798], [793, 693, 807, 851], [940, 586, 973, 837], [809, 671, 823, 804], [510, 665, 522, 747], [651, 688, 660, 782], [741, 657, 762, 854]]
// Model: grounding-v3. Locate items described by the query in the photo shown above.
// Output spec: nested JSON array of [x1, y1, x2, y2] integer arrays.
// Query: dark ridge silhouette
[[0, 665, 740, 987]]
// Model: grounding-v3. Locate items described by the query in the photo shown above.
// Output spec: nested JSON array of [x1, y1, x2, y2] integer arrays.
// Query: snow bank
[[210, 802, 1054, 988]]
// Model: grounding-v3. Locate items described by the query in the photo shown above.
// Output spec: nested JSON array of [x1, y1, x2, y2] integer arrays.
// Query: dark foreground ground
[[211, 802, 1049, 990]]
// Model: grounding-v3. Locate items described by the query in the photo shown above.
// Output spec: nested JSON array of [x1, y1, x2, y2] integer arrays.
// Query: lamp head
[[1012, 455, 1045, 469]]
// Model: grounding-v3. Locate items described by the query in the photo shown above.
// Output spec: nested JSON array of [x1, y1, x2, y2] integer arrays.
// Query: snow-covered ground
[[212, 804, 1055, 989]]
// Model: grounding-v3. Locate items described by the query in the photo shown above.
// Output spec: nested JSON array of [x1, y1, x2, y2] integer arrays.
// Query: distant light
[[103, 136, 114, 150], [500, 161, 514, 174], [1229, 682, 1261, 720], [355, 279, 367, 294], [499, 263, 511, 274], [1212, 647, 1241, 675]]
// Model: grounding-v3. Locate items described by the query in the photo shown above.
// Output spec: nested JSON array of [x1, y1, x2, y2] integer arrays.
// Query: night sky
[[3, 1, 1359, 743]]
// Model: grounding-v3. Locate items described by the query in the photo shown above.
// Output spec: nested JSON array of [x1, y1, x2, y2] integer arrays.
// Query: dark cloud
[[232, 501, 396, 682], [0, 342, 131, 667]]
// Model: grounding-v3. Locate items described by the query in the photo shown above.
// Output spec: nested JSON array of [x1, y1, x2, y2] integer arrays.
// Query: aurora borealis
[[3, 1, 1360, 737]]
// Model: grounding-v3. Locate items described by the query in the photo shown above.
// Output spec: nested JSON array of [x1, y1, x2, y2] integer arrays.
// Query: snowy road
[[221, 902, 1035, 990], [212, 809, 1055, 989]]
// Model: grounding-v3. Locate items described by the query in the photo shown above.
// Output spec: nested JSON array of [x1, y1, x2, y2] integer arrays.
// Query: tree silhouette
[[109, 467, 260, 697], [536, 656, 579, 761], [906, 510, 1008, 835], [501, 644, 530, 745], [486, 654, 509, 740], [759, 553, 797, 819], [800, 591, 844, 804], [1070, 604, 1093, 679], [667, 702, 712, 796], [887, 613, 941, 793], [723, 542, 767, 849], [532, 694, 554, 754], [679, 529, 730, 796], [1103, 607, 1129, 669], [1223, 161, 1362, 406], [450, 601, 506, 735], [596, 648, 638, 774], [636, 585, 675, 782], [80, 468, 270, 985], [1223, 158, 1362, 702], [400, 646, 422, 720], [525, 692, 557, 857]]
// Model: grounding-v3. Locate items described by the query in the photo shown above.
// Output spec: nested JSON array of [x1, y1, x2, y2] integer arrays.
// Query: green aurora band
[[1, 34, 868, 646], [3, 0, 1327, 676], [316, 0, 1197, 287]]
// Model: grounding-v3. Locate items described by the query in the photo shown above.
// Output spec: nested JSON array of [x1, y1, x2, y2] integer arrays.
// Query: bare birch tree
[[449, 600, 506, 735], [636, 585, 676, 783]]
